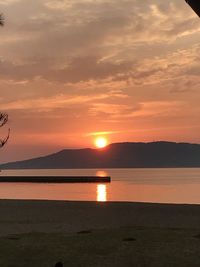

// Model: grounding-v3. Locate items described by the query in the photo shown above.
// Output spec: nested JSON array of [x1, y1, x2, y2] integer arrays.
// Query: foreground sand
[[1, 200, 200, 266]]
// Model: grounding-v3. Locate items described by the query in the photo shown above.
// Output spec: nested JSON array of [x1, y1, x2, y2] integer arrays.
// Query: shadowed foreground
[[1, 200, 200, 266]]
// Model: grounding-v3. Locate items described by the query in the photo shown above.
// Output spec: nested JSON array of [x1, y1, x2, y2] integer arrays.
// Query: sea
[[0, 168, 200, 204]]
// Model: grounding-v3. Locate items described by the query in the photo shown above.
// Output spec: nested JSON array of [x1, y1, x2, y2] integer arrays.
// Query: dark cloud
[[0, 56, 133, 82], [49, 57, 133, 83]]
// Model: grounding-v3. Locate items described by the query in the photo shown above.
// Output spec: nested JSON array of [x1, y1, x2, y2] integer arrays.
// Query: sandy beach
[[1, 200, 200, 236], [1, 200, 200, 266]]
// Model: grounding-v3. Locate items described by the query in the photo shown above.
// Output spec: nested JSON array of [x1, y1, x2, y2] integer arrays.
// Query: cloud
[[49, 57, 133, 83], [1, 0, 199, 86], [0, 0, 20, 5], [88, 101, 186, 120], [1, 0, 198, 60], [89, 103, 140, 118], [86, 130, 122, 136], [0, 90, 127, 111], [0, 56, 133, 82], [132, 101, 185, 118]]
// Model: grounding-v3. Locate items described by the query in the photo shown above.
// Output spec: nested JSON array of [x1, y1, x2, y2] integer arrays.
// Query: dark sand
[[1, 200, 200, 266]]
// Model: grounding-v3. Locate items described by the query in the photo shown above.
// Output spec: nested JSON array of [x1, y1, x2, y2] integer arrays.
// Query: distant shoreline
[[1, 166, 200, 169]]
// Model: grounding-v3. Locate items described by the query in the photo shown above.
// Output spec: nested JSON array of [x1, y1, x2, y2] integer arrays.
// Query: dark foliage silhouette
[[0, 16, 10, 148], [186, 0, 200, 17], [0, 13, 4, 26], [0, 113, 10, 148]]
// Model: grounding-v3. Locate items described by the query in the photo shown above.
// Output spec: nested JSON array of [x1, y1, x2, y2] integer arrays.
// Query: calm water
[[0, 168, 200, 204]]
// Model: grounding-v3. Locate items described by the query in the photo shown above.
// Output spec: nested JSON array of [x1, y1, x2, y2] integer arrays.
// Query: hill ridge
[[1, 141, 200, 169]]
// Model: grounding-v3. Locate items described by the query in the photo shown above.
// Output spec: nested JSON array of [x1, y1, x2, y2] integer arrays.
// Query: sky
[[0, 0, 200, 163]]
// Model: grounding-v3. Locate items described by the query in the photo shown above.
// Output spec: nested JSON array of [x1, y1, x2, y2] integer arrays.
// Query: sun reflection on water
[[97, 184, 107, 202], [96, 170, 108, 177]]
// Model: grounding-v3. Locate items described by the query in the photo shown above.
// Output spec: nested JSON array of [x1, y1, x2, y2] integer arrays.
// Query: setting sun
[[95, 137, 108, 149]]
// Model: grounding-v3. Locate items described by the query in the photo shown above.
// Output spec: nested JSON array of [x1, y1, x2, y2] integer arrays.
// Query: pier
[[0, 176, 111, 183]]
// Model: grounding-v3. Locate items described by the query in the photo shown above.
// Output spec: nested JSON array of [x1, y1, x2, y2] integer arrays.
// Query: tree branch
[[0, 13, 4, 26], [0, 113, 8, 127], [0, 128, 10, 148]]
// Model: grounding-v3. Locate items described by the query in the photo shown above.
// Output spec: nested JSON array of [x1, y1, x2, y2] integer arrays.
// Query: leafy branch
[[0, 113, 10, 148], [0, 13, 4, 26]]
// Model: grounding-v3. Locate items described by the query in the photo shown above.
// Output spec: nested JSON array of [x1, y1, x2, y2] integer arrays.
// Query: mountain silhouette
[[0, 141, 200, 169]]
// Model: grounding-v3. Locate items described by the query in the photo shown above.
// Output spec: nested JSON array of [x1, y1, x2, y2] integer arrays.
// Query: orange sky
[[0, 0, 200, 163]]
